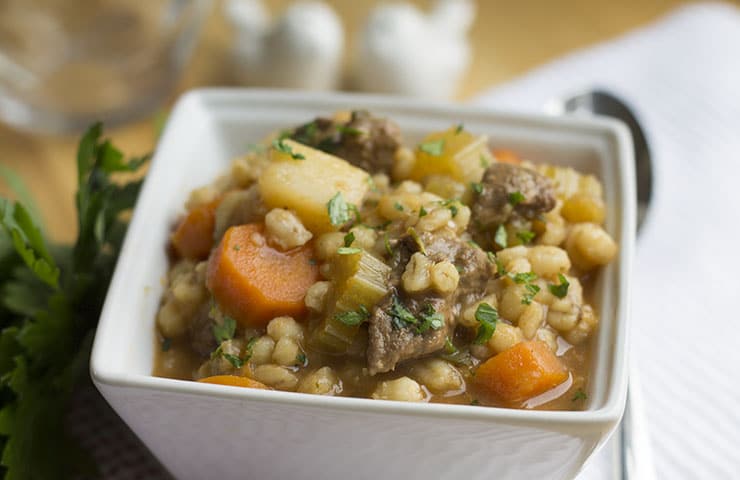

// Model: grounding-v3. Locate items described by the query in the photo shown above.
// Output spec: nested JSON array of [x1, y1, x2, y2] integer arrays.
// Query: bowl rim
[[91, 87, 635, 429]]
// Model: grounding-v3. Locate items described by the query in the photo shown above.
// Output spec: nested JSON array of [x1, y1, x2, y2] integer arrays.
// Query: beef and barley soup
[[153, 111, 617, 410]]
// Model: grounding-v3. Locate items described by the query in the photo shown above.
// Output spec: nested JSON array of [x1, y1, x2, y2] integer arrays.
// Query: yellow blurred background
[[0, 0, 725, 242]]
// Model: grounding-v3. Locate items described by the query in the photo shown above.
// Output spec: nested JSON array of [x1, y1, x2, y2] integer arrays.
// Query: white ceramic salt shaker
[[226, 0, 344, 90], [353, 0, 475, 99]]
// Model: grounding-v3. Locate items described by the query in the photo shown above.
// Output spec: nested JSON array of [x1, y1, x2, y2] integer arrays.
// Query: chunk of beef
[[189, 303, 216, 357], [472, 163, 556, 228], [367, 292, 451, 375], [367, 229, 491, 374], [290, 111, 402, 174]]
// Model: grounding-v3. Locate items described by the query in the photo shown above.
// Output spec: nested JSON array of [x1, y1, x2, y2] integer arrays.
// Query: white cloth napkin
[[473, 3, 740, 479]]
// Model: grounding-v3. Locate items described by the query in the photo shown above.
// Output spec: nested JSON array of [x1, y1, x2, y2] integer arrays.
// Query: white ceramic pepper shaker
[[353, 0, 475, 99], [226, 0, 344, 90]]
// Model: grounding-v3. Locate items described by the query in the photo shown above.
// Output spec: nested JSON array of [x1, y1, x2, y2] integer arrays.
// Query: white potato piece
[[259, 139, 369, 234]]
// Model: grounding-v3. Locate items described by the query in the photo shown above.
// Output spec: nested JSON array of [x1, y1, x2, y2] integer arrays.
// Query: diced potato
[[259, 140, 369, 234], [408, 127, 493, 184]]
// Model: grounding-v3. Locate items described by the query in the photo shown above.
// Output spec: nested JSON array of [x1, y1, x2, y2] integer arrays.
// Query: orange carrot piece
[[474, 341, 568, 404], [206, 223, 319, 328], [198, 375, 269, 389], [492, 149, 522, 165], [171, 199, 219, 260]]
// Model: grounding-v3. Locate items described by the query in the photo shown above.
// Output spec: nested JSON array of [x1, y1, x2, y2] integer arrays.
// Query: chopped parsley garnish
[[467, 240, 481, 249], [295, 352, 308, 365], [419, 206, 428, 218], [272, 138, 305, 160], [327, 192, 354, 226], [233, 244, 241, 251], [548, 273, 570, 298], [494, 224, 508, 248], [335, 305, 370, 326], [508, 191, 525, 206], [417, 304, 445, 333], [161, 337, 172, 352], [336, 125, 362, 136], [222, 353, 245, 369], [244, 336, 258, 362], [480, 155, 490, 168], [572, 389, 588, 402], [510, 271, 538, 284], [388, 296, 443, 334], [495, 258, 507, 276], [439, 199, 460, 217], [343, 231, 355, 247], [384, 232, 393, 256], [522, 284, 541, 305], [516, 230, 535, 244], [212, 316, 237, 343], [508, 272, 540, 304], [486, 251, 496, 264], [390, 295, 418, 330], [444, 337, 458, 355], [473, 303, 498, 345], [455, 123, 464, 134], [470, 399, 480, 406], [471, 182, 483, 194], [394, 202, 404, 211], [337, 246, 362, 255], [419, 139, 445, 156]]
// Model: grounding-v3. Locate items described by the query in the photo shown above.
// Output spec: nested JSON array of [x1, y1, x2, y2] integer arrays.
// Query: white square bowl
[[91, 89, 635, 480]]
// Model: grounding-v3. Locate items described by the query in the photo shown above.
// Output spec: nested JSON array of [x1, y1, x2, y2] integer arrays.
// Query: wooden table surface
[[1, 0, 699, 242]]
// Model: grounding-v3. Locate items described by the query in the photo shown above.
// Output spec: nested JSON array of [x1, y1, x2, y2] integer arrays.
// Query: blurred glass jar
[[0, 0, 209, 133]]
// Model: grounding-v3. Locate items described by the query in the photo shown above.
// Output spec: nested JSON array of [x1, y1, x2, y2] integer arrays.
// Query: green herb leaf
[[335, 305, 370, 326], [417, 304, 445, 334], [272, 138, 305, 160], [389, 295, 418, 330], [419, 206, 428, 218], [508, 191, 525, 206], [222, 353, 244, 369], [336, 125, 362, 136], [343, 231, 355, 248], [394, 202, 404, 212], [243, 336, 258, 362], [213, 316, 237, 343], [439, 199, 460, 217], [455, 123, 464, 134], [516, 230, 536, 244], [548, 273, 570, 298], [295, 352, 308, 365], [0, 200, 60, 289], [467, 240, 481, 249], [474, 303, 498, 345], [337, 247, 362, 255], [480, 155, 490, 168], [327, 192, 353, 226], [522, 283, 541, 305], [470, 399, 480, 406], [471, 182, 483, 194], [572, 389, 588, 401], [419, 139, 445, 156], [444, 337, 458, 355], [384, 232, 393, 256], [494, 224, 508, 249], [510, 272, 538, 284]]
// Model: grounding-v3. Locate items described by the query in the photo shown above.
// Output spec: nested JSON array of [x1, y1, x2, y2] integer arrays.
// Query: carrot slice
[[198, 375, 269, 389], [206, 223, 319, 328], [473, 341, 568, 404], [492, 149, 522, 165], [171, 199, 220, 259]]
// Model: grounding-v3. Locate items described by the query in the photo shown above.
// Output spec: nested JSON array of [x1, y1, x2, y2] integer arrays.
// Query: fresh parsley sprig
[[0, 123, 149, 480]]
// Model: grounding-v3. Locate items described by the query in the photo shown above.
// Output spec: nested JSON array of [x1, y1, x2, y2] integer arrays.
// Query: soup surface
[[153, 111, 617, 410]]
